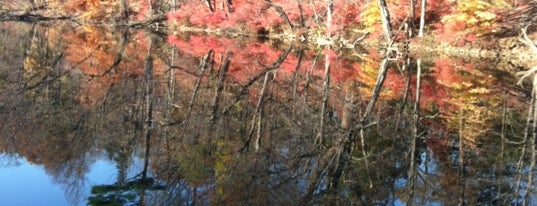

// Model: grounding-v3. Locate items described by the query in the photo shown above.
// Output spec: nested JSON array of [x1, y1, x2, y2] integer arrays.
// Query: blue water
[[0, 155, 117, 206], [0, 159, 70, 206]]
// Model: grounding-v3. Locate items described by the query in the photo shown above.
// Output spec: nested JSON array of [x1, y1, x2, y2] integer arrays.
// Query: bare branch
[[517, 26, 537, 86], [264, 0, 293, 31], [516, 66, 537, 86], [520, 25, 537, 54]]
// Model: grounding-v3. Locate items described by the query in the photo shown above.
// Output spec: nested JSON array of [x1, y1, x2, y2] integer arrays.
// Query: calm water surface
[[0, 21, 535, 205]]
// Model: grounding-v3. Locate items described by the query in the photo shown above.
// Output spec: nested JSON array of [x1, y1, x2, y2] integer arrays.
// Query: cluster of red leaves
[[162, 0, 523, 45], [166, 34, 371, 85], [168, 34, 305, 85], [167, 1, 269, 30], [167, 1, 365, 34]]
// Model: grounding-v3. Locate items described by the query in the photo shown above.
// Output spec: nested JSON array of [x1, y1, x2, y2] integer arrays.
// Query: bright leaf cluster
[[437, 0, 511, 43]]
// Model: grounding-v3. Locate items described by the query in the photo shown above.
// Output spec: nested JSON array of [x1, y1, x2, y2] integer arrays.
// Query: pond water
[[0, 21, 535, 205]]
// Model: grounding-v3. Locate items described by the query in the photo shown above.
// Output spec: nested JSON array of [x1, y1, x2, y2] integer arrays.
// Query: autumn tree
[[436, 0, 511, 44]]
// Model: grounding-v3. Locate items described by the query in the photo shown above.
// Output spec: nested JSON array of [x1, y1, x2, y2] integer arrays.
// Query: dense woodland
[[1, 0, 537, 47]]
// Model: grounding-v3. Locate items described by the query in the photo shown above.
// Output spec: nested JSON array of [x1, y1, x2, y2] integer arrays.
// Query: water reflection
[[0, 21, 534, 205]]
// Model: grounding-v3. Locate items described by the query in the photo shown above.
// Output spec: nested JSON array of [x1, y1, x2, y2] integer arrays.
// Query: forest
[[1, 0, 537, 52], [3, 0, 537, 205]]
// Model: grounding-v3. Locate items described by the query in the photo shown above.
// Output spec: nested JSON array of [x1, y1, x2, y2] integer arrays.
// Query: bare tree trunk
[[458, 109, 466, 205], [408, 0, 415, 37], [291, 50, 304, 116], [254, 72, 271, 152], [362, 58, 389, 118], [522, 77, 537, 205], [264, 0, 294, 30], [359, 127, 373, 189], [142, 40, 154, 181], [241, 71, 271, 152], [418, 0, 426, 37], [326, 0, 333, 37], [211, 53, 230, 122], [341, 82, 357, 129], [315, 47, 331, 145], [204, 0, 214, 12], [378, 0, 393, 41], [120, 0, 129, 20], [187, 50, 212, 119], [297, 0, 305, 28], [407, 59, 422, 205]]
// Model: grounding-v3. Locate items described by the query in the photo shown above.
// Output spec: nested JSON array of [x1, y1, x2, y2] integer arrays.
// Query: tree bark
[[409, 0, 415, 37], [120, 0, 129, 20], [326, 0, 333, 36], [418, 0, 427, 37], [378, 0, 393, 41]]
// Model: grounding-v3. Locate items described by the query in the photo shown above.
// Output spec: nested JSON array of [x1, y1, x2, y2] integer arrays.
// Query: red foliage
[[167, 1, 271, 30], [167, 1, 368, 34], [135, 0, 153, 20], [60, 27, 156, 107], [167, 34, 368, 87], [166, 34, 482, 123]]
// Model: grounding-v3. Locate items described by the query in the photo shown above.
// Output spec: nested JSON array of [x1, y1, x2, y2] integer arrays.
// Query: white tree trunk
[[378, 0, 393, 41], [418, 0, 427, 37]]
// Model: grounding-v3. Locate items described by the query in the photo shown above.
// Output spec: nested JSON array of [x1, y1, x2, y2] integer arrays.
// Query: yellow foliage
[[441, 0, 510, 37], [438, 65, 501, 148], [23, 37, 42, 72], [358, 57, 396, 100], [360, 1, 381, 33], [50, 0, 121, 20]]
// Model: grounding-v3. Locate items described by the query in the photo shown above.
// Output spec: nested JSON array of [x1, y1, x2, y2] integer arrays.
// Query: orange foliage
[[58, 0, 120, 19], [60, 27, 159, 107]]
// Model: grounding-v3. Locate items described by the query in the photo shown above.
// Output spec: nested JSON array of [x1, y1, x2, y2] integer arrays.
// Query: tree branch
[[520, 25, 537, 54]]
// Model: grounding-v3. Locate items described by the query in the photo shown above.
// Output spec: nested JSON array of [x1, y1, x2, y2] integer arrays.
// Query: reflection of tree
[[2, 21, 536, 205], [432, 58, 501, 147], [153, 39, 426, 204], [0, 22, 97, 205], [88, 37, 166, 206], [414, 57, 526, 205]]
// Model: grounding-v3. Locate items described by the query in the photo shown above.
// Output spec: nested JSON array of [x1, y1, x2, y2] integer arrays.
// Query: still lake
[[0, 21, 535, 205]]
